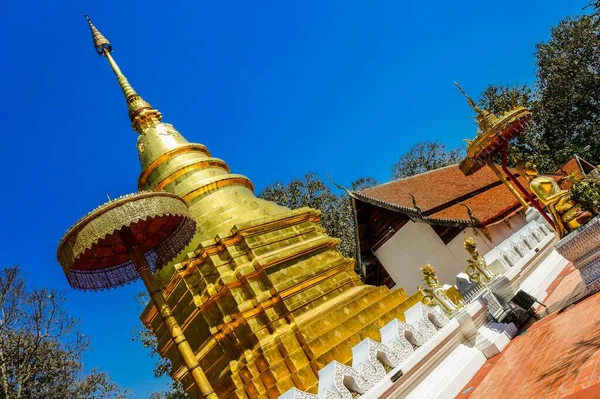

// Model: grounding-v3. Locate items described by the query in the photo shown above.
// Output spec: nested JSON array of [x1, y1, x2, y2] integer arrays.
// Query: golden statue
[[421, 263, 441, 288], [464, 237, 496, 285], [517, 160, 592, 238], [417, 285, 434, 307], [419, 264, 462, 315]]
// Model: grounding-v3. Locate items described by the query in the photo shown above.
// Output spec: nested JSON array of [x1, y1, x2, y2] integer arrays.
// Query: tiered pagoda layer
[[85, 17, 421, 398]]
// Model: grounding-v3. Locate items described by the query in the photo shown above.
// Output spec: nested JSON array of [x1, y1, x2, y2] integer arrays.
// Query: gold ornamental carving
[[418, 264, 463, 315], [464, 237, 496, 286]]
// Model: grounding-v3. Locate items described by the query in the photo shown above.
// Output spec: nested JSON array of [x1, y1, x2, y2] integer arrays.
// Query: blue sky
[[0, 0, 590, 397]]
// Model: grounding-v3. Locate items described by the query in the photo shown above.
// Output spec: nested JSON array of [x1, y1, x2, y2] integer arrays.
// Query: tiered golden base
[[142, 207, 421, 398]]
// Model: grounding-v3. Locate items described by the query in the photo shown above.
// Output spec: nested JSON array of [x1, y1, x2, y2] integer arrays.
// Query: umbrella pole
[[487, 162, 529, 209], [129, 247, 218, 399], [499, 146, 556, 229]]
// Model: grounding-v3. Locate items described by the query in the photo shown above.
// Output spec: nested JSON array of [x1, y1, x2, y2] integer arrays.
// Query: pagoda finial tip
[[454, 82, 478, 110], [85, 14, 112, 55], [84, 14, 162, 133]]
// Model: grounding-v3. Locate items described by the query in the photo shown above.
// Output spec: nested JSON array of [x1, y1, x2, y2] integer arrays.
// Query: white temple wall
[[487, 222, 514, 244], [445, 213, 529, 268], [375, 213, 533, 295], [487, 213, 528, 245], [374, 221, 463, 294], [446, 228, 494, 268], [509, 213, 528, 233]]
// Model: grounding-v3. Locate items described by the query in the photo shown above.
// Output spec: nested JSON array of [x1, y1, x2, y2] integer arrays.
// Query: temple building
[[351, 164, 532, 289], [350, 158, 588, 303]]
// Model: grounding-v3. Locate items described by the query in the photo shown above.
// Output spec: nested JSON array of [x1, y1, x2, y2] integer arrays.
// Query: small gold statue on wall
[[464, 237, 497, 285], [516, 160, 593, 238], [418, 264, 463, 315]]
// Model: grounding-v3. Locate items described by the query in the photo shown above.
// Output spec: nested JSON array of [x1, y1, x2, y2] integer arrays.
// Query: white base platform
[[405, 344, 486, 399], [519, 248, 569, 301]]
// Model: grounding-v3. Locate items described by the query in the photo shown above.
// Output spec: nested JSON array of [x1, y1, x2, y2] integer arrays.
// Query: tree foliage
[[478, 6, 600, 172], [149, 386, 188, 399], [570, 174, 600, 213], [259, 173, 377, 263], [477, 84, 556, 172], [478, 84, 535, 115], [0, 266, 128, 399], [391, 141, 463, 179], [535, 12, 600, 167]]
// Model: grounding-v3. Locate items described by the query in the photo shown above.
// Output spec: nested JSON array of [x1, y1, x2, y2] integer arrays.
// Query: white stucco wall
[[374, 213, 531, 295], [374, 221, 463, 295], [445, 228, 494, 269], [445, 213, 529, 268], [487, 213, 528, 245]]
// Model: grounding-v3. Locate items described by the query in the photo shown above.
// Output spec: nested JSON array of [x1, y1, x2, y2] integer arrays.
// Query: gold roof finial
[[85, 14, 112, 55], [84, 15, 162, 133], [454, 81, 496, 133], [454, 82, 480, 112]]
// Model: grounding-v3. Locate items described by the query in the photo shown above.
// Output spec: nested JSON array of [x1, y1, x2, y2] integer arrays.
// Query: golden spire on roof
[[454, 82, 497, 133], [85, 15, 162, 133], [455, 81, 532, 179], [454, 82, 479, 112]]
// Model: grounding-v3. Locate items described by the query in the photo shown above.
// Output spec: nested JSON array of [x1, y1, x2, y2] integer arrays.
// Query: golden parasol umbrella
[[455, 83, 555, 228], [57, 191, 216, 398]]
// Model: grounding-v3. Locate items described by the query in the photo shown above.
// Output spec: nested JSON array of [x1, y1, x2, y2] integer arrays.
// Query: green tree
[[391, 141, 463, 179], [478, 6, 600, 172], [476, 84, 556, 172], [149, 386, 188, 399], [477, 84, 535, 115], [535, 12, 600, 167], [258, 173, 377, 262], [0, 266, 128, 399]]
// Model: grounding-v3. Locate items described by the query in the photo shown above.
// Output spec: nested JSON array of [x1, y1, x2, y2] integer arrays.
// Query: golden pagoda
[[83, 16, 421, 398]]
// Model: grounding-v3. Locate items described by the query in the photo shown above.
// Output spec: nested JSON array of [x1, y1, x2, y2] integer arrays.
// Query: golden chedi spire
[[84, 15, 281, 245], [82, 16, 419, 397], [85, 15, 162, 133]]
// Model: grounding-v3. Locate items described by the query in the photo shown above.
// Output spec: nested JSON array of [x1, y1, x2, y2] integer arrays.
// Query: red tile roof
[[357, 164, 530, 225], [429, 179, 529, 224], [557, 157, 584, 178]]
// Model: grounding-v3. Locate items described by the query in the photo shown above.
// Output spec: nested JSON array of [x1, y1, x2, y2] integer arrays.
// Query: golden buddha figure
[[516, 160, 592, 238]]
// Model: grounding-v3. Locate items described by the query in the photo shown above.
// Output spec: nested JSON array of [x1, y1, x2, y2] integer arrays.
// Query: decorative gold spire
[[85, 14, 112, 54], [85, 15, 162, 133], [454, 82, 496, 133], [455, 81, 532, 176], [454, 82, 479, 112]]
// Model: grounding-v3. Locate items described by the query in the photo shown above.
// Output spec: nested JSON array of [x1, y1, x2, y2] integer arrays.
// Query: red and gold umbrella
[[57, 191, 216, 398]]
